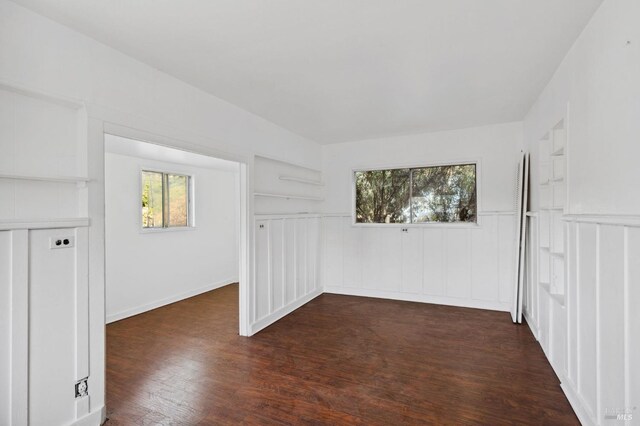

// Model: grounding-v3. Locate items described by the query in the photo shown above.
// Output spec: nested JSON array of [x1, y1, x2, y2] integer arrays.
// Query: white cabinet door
[[255, 220, 270, 320], [401, 228, 423, 294]]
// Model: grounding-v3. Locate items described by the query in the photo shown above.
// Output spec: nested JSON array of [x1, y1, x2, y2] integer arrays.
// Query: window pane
[[411, 164, 476, 223], [141, 171, 163, 228], [355, 169, 410, 223], [167, 174, 189, 227]]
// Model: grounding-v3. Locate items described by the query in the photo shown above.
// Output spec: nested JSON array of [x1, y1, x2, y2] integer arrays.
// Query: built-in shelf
[[278, 175, 324, 186], [0, 173, 90, 185], [254, 192, 324, 201], [550, 293, 566, 306], [0, 217, 90, 231], [537, 120, 568, 302]]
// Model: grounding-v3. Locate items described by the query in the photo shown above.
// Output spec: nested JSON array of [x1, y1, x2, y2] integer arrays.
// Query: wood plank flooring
[[106, 283, 578, 425]]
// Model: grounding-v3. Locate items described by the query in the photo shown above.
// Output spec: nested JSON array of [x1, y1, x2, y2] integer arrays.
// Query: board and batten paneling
[[0, 226, 90, 426], [252, 215, 322, 334], [322, 213, 515, 311], [523, 216, 640, 426]]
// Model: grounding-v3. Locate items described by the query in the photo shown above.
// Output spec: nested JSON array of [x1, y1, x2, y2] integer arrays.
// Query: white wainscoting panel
[[523, 215, 640, 425], [251, 214, 323, 334], [322, 213, 515, 312], [0, 225, 89, 426], [0, 231, 10, 425]]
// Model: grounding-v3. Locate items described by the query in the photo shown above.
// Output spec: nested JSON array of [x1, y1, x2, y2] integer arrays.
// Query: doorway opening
[[102, 132, 249, 420]]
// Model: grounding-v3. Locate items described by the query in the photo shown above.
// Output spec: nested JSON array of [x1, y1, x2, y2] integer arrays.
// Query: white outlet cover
[[49, 236, 75, 249]]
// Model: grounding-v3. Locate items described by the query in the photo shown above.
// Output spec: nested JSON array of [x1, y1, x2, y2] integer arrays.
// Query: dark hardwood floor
[[106, 283, 578, 425]]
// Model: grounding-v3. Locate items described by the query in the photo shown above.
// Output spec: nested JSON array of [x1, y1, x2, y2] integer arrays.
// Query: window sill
[[351, 222, 479, 229], [140, 226, 196, 234]]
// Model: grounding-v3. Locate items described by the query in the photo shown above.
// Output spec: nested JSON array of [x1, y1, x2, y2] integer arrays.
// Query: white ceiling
[[12, 0, 603, 144]]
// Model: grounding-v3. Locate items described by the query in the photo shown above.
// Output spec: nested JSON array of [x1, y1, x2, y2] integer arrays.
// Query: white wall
[[0, 0, 322, 424], [105, 149, 238, 323], [524, 0, 640, 215], [523, 0, 640, 424], [321, 122, 522, 311]]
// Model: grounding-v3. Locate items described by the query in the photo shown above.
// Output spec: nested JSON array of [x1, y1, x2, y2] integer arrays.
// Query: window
[[141, 171, 192, 229], [355, 163, 476, 224]]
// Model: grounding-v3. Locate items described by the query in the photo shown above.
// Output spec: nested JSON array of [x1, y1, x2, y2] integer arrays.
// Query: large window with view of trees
[[141, 170, 192, 229], [355, 163, 477, 224]]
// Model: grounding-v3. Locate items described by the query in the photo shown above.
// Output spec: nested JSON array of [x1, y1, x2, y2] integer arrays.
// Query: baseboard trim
[[561, 381, 597, 426], [71, 405, 105, 426], [250, 288, 323, 335], [106, 278, 238, 323], [523, 310, 539, 340], [324, 286, 510, 312]]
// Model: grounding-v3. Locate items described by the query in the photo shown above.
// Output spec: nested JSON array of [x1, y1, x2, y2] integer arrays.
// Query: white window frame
[[351, 159, 481, 228], [139, 167, 195, 232]]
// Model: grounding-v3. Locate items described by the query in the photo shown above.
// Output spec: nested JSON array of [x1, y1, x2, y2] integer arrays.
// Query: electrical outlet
[[49, 236, 75, 249], [75, 378, 88, 398]]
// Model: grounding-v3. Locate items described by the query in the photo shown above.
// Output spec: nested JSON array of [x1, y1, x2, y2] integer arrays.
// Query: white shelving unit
[[0, 174, 90, 186], [253, 155, 324, 215], [254, 192, 324, 201], [538, 120, 567, 301], [0, 81, 89, 229], [278, 175, 324, 186]]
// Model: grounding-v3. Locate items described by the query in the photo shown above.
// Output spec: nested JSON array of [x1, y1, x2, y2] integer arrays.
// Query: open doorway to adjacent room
[[103, 133, 248, 422]]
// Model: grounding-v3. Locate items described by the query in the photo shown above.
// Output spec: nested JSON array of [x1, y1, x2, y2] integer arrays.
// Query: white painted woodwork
[[29, 228, 79, 425], [252, 214, 323, 334], [323, 214, 515, 312], [0, 232, 10, 425], [0, 226, 89, 426], [422, 228, 445, 296], [401, 229, 423, 294], [253, 155, 323, 215], [524, 216, 640, 425], [0, 0, 323, 421]]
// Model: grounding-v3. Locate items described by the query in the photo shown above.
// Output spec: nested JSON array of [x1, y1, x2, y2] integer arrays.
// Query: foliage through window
[[355, 164, 476, 224], [141, 171, 191, 228]]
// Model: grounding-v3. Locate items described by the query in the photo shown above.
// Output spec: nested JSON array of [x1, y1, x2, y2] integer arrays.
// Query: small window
[[355, 163, 476, 224], [141, 171, 192, 229]]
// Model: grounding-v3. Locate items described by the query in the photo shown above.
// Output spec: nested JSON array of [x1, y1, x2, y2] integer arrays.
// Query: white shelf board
[[550, 293, 566, 306], [562, 214, 640, 228], [254, 192, 324, 201], [551, 147, 565, 157], [550, 251, 565, 258], [278, 176, 324, 186], [0, 173, 90, 184], [0, 217, 90, 230]]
